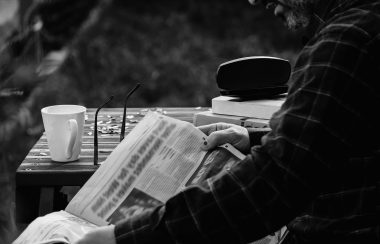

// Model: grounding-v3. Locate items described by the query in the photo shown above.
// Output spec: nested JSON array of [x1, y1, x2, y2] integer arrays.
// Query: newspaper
[[14, 111, 246, 244], [14, 211, 98, 244]]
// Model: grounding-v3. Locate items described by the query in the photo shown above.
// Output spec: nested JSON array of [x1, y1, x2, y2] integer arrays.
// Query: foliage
[[51, 0, 301, 108]]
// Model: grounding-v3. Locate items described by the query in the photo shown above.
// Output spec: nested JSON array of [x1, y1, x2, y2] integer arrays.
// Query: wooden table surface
[[16, 107, 210, 186]]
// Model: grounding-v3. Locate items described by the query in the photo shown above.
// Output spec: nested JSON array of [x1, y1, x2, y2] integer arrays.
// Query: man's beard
[[281, 0, 314, 30], [285, 9, 310, 29]]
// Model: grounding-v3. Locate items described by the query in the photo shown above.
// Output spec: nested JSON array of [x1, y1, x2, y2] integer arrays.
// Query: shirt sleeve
[[115, 22, 376, 244]]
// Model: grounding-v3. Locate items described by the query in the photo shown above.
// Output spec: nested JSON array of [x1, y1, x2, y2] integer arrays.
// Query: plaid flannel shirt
[[115, 0, 380, 243]]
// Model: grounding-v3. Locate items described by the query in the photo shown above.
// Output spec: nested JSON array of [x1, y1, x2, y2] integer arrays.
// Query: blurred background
[[0, 0, 301, 241]]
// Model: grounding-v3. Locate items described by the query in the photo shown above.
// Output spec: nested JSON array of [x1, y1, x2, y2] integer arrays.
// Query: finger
[[197, 124, 218, 135], [197, 122, 233, 135], [202, 130, 231, 150]]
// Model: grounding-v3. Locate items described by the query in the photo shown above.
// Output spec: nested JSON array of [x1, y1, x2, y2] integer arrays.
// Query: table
[[16, 107, 209, 222]]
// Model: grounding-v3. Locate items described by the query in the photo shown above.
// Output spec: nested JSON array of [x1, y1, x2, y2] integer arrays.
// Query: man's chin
[[285, 21, 305, 30]]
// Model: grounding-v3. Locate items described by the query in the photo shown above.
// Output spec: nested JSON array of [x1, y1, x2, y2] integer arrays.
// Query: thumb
[[202, 130, 230, 151]]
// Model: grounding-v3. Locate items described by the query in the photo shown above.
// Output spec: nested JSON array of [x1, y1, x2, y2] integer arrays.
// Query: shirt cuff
[[247, 127, 271, 146], [115, 206, 174, 244]]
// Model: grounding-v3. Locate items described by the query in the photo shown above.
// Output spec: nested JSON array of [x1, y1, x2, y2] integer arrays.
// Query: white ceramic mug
[[41, 105, 86, 162]]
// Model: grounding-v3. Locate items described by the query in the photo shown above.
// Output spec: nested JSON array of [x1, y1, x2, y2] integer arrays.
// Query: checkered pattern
[[115, 0, 380, 243]]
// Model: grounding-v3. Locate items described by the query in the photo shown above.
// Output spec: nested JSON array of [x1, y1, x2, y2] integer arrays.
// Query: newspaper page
[[66, 111, 245, 226], [108, 143, 245, 224], [13, 211, 98, 244]]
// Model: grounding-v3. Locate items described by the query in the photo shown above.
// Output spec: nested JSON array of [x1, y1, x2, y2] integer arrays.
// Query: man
[[75, 0, 380, 243]]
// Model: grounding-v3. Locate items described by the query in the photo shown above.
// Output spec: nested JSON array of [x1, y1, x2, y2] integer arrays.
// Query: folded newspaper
[[14, 111, 286, 244]]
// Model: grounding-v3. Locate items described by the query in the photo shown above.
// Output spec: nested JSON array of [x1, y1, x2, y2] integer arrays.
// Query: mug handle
[[66, 119, 78, 159]]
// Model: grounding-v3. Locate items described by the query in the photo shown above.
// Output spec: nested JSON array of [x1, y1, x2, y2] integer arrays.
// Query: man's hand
[[198, 123, 250, 153], [73, 225, 116, 244]]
